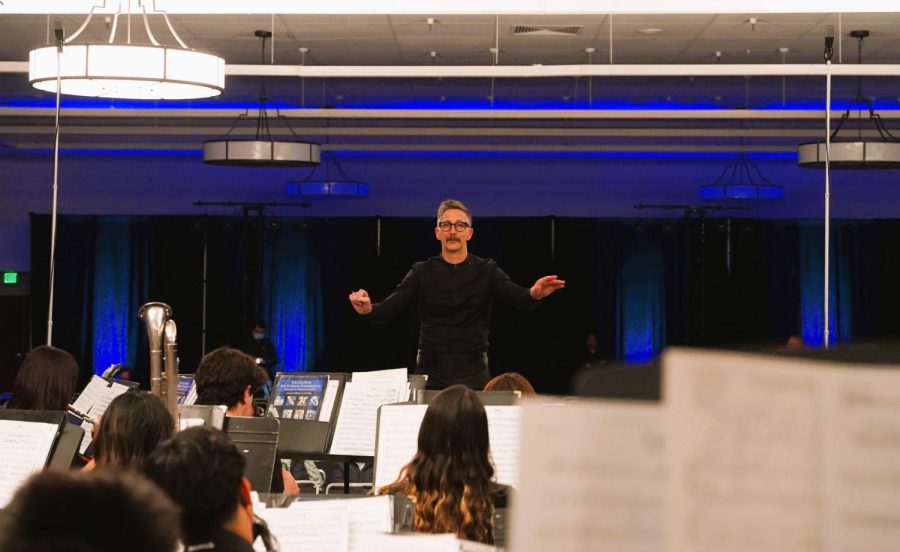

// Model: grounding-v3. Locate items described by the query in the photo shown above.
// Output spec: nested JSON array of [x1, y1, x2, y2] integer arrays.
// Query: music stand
[[224, 416, 280, 492]]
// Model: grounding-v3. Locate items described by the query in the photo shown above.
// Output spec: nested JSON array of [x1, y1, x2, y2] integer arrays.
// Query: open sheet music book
[[254, 496, 393, 552], [268, 373, 330, 422], [0, 419, 60, 507], [71, 375, 133, 454], [373, 404, 521, 491], [663, 348, 900, 552], [509, 399, 664, 552], [328, 368, 409, 456]]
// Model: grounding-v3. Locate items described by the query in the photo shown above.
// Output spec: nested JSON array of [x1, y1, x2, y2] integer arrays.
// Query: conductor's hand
[[348, 289, 373, 315], [530, 275, 566, 300]]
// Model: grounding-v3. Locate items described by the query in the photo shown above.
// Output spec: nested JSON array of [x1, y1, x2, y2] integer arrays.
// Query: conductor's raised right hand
[[348, 289, 373, 315]]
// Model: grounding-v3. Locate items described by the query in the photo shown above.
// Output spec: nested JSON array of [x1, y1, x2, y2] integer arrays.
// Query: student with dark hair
[[195, 347, 269, 417], [0, 470, 179, 552], [380, 385, 510, 544], [194, 347, 298, 496], [144, 426, 257, 551], [7, 345, 79, 411], [90, 391, 174, 472], [484, 371, 536, 397]]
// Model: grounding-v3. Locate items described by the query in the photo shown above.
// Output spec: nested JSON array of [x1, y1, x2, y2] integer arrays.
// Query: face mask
[[253, 332, 265, 340]]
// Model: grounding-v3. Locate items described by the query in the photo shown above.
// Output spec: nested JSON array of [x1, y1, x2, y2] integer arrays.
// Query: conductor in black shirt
[[349, 199, 565, 389]]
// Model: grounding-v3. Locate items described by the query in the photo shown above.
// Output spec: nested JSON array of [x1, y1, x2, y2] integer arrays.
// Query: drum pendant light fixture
[[203, 30, 320, 168], [28, 1, 224, 100], [798, 30, 900, 169]]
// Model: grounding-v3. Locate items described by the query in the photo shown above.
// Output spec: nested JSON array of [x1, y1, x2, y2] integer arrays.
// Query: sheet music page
[[319, 379, 341, 423], [330, 381, 408, 456], [86, 381, 130, 419], [664, 349, 827, 552], [374, 404, 428, 490], [76, 378, 130, 455], [254, 500, 349, 552], [509, 400, 663, 552], [71, 375, 107, 413], [374, 405, 521, 490], [351, 367, 408, 383], [0, 420, 59, 507], [345, 495, 394, 552], [484, 406, 520, 488], [825, 367, 900, 550]]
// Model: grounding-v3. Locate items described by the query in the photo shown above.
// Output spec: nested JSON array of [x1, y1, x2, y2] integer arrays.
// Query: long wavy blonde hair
[[380, 385, 497, 544]]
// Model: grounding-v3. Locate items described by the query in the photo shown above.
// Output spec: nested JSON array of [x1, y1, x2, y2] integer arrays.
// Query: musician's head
[[0, 470, 178, 552], [144, 426, 254, 546], [483, 372, 536, 397], [92, 391, 174, 472], [194, 347, 267, 416], [383, 385, 497, 544], [435, 199, 474, 257], [8, 345, 79, 411]]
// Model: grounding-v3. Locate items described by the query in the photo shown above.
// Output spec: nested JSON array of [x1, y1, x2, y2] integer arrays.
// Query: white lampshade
[[29, 44, 224, 100]]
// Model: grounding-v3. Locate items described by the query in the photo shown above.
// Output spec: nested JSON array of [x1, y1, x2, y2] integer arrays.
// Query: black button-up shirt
[[369, 254, 539, 354]]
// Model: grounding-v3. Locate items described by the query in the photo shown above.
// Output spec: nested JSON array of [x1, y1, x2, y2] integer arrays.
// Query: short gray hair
[[436, 199, 472, 225]]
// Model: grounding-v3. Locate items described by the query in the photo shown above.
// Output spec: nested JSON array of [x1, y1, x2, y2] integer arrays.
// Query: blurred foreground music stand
[[572, 361, 661, 401]]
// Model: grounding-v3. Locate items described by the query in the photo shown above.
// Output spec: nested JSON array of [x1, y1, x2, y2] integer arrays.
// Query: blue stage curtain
[[798, 222, 851, 347], [91, 217, 146, 375], [616, 226, 666, 364], [261, 222, 324, 372]]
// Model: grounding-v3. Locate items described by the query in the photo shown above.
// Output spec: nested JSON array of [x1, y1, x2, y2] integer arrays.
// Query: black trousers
[[415, 350, 490, 390]]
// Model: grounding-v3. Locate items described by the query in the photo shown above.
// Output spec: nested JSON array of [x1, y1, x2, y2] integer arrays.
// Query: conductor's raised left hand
[[530, 275, 565, 300]]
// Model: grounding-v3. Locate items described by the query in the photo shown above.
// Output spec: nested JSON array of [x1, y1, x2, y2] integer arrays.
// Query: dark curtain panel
[[30, 214, 900, 393]]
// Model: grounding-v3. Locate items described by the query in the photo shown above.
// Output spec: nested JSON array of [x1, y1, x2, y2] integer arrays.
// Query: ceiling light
[[28, 2, 224, 100], [203, 30, 319, 168], [285, 152, 368, 199], [637, 28, 664, 34], [698, 153, 784, 201], [798, 30, 900, 169]]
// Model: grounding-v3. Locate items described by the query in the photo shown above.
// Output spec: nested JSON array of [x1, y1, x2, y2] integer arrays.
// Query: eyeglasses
[[437, 221, 471, 232]]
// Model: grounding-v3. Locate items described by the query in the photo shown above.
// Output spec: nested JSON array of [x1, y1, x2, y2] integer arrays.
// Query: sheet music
[[71, 375, 106, 413], [345, 496, 394, 552], [826, 368, 900, 551], [664, 349, 827, 552], [0, 420, 59, 507], [374, 404, 428, 490], [374, 405, 520, 491], [509, 400, 664, 552], [254, 500, 349, 552], [319, 379, 341, 423], [330, 381, 408, 456], [351, 367, 408, 383], [485, 406, 520, 489], [74, 375, 131, 454]]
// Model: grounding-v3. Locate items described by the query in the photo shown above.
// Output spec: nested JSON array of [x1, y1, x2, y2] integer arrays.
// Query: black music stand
[[224, 416, 280, 493]]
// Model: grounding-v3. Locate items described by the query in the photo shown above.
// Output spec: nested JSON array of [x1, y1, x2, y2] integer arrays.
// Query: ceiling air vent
[[511, 25, 583, 37]]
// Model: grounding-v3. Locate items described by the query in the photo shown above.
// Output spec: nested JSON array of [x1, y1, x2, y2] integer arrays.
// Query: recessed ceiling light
[[637, 28, 664, 34]]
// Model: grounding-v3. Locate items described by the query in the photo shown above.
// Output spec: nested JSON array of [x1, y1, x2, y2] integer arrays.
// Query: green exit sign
[[2, 272, 17, 284]]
